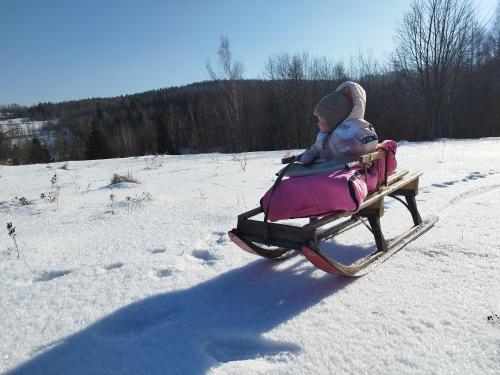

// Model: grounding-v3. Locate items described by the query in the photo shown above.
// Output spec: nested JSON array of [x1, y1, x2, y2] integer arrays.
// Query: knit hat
[[314, 90, 353, 130]]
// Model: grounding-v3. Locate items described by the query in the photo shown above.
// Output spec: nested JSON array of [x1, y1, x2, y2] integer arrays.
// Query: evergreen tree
[[96, 102, 104, 121], [0, 130, 9, 162], [29, 137, 50, 164], [156, 110, 173, 154], [85, 118, 111, 160]]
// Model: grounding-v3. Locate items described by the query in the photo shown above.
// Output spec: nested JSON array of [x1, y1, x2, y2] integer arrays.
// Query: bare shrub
[[232, 153, 247, 172], [111, 172, 139, 184], [58, 162, 69, 170], [6, 222, 20, 258], [11, 196, 29, 206], [40, 173, 60, 205], [109, 193, 115, 214]]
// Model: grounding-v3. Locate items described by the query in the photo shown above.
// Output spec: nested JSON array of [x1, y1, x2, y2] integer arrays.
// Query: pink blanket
[[260, 140, 398, 222]]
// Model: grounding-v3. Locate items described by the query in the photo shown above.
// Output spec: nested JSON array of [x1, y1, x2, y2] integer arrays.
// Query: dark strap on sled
[[383, 146, 395, 186], [347, 172, 360, 211], [263, 161, 294, 243]]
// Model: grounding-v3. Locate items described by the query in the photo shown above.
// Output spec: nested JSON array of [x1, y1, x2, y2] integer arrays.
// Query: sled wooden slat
[[362, 172, 421, 206], [237, 217, 314, 244], [359, 149, 386, 164], [315, 217, 361, 241]]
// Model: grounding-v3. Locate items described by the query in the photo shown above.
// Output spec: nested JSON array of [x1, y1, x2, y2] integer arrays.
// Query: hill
[[1, 139, 499, 374]]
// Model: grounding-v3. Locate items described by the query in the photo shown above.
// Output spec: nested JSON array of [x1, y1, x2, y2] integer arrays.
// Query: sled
[[228, 148, 438, 277]]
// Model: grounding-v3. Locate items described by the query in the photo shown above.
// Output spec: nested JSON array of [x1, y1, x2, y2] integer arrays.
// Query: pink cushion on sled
[[261, 140, 398, 222]]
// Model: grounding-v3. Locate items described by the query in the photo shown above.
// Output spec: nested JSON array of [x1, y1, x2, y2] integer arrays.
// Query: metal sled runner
[[228, 149, 438, 277]]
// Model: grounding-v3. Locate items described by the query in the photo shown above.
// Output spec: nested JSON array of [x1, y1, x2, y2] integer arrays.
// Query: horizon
[[1, 0, 497, 107]]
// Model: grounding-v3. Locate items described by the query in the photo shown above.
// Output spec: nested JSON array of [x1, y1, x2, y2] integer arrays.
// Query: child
[[299, 81, 378, 165]]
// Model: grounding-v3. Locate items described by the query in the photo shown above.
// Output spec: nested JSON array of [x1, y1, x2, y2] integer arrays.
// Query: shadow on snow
[[9, 256, 356, 375]]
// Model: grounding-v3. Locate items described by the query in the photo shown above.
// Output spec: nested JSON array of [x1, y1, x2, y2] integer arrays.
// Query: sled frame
[[229, 149, 429, 275]]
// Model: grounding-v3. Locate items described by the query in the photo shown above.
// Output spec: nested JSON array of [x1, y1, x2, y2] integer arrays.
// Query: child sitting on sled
[[296, 81, 378, 165]]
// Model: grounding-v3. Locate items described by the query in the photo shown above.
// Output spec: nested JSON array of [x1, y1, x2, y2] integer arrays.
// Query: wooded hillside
[[1, 0, 499, 165]]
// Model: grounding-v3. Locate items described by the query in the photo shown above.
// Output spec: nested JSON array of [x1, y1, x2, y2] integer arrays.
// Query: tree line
[[1, 0, 499, 165]]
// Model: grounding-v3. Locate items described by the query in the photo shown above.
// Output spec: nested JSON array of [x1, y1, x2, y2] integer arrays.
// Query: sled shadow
[[9, 256, 355, 375]]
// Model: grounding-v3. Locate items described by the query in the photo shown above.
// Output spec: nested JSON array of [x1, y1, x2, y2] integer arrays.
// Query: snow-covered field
[[1, 139, 499, 374]]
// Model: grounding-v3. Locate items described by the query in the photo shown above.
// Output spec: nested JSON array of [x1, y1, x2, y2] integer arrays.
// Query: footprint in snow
[[432, 180, 459, 188], [433, 172, 489, 187], [464, 172, 486, 180], [212, 231, 228, 245], [33, 270, 72, 283], [419, 319, 435, 329], [431, 183, 449, 188], [103, 262, 124, 271], [156, 268, 176, 278], [149, 248, 167, 254], [203, 336, 300, 363], [190, 232, 227, 265], [421, 250, 447, 258], [192, 249, 219, 265]]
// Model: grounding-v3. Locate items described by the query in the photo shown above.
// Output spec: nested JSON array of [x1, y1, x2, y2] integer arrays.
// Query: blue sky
[[0, 0, 497, 106]]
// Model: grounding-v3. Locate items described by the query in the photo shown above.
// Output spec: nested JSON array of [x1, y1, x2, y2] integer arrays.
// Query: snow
[[0, 139, 499, 374], [0, 118, 55, 149], [0, 118, 51, 134]]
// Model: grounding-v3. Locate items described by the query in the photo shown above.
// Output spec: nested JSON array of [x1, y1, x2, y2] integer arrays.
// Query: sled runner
[[228, 147, 438, 277]]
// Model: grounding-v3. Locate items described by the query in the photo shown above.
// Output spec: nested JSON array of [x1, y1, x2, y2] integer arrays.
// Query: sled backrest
[[358, 149, 388, 188], [358, 149, 385, 164]]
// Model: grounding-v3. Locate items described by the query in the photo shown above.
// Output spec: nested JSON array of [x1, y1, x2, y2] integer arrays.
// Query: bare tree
[[264, 52, 314, 148], [393, 0, 481, 138], [207, 36, 244, 151], [492, 1, 500, 58], [349, 49, 381, 81]]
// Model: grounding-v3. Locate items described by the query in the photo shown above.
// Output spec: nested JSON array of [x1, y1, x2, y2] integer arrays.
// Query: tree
[[28, 137, 51, 164], [155, 111, 171, 154], [393, 0, 480, 138], [0, 129, 9, 162], [85, 118, 111, 160], [207, 36, 244, 151], [493, 1, 500, 59]]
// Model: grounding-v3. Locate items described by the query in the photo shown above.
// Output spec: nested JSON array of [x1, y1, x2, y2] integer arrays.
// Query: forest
[[1, 0, 499, 165]]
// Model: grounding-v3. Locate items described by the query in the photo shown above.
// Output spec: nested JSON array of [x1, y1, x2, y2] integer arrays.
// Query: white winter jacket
[[300, 81, 378, 165]]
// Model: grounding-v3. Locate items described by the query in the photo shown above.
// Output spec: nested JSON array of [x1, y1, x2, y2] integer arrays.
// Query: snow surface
[[0, 118, 55, 148], [0, 118, 51, 134], [0, 139, 499, 374]]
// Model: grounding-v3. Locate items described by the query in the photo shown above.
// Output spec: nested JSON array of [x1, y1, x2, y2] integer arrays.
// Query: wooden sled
[[228, 149, 438, 277]]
